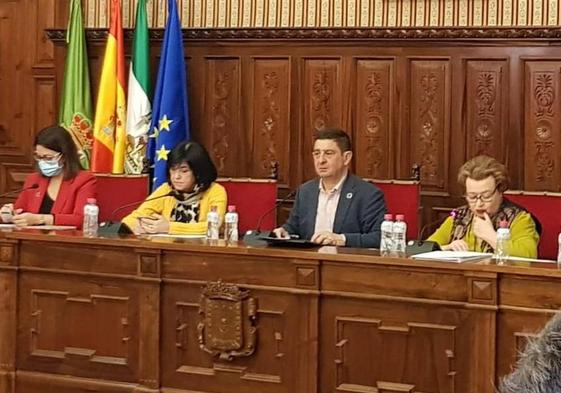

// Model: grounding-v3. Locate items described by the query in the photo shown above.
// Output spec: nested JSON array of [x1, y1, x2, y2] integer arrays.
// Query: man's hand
[[311, 231, 345, 246], [473, 212, 497, 248], [441, 239, 469, 252], [272, 227, 290, 239]]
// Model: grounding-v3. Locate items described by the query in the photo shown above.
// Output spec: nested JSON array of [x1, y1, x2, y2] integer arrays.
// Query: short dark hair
[[314, 128, 352, 152], [167, 141, 217, 192], [34, 125, 82, 179]]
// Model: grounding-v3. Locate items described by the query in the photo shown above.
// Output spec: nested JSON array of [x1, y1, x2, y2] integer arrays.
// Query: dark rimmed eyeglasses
[[464, 187, 497, 203]]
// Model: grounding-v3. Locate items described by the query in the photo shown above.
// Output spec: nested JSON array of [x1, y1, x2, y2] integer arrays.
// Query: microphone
[[243, 189, 297, 245], [0, 183, 39, 199], [406, 210, 456, 255], [98, 191, 175, 236]]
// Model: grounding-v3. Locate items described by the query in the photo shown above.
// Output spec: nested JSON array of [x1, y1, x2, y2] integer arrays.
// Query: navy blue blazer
[[283, 174, 386, 248]]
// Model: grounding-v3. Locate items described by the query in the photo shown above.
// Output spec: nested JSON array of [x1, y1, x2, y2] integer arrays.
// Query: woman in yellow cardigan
[[427, 155, 539, 258], [122, 141, 227, 235]]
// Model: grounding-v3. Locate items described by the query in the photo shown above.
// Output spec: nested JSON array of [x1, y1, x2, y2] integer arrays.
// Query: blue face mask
[[38, 159, 63, 177]]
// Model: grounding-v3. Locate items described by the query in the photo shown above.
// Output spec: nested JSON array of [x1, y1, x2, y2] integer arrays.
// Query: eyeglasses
[[464, 187, 497, 203], [33, 152, 61, 162]]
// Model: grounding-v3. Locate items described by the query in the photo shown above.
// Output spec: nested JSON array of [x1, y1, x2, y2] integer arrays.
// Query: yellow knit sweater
[[122, 182, 227, 235]]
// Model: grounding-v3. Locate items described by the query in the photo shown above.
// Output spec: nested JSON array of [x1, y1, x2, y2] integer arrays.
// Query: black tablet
[[258, 236, 318, 248]]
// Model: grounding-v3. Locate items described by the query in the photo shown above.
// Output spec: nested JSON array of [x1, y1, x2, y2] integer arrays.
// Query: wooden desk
[[0, 230, 559, 393]]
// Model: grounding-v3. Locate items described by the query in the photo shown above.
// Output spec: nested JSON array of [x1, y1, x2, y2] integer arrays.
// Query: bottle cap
[[499, 220, 508, 228], [228, 205, 236, 212], [87, 198, 96, 204], [395, 214, 405, 221], [384, 214, 393, 220]]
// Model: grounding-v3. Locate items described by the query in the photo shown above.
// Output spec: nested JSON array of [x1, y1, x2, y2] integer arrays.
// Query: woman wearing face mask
[[122, 141, 227, 235], [427, 155, 540, 258], [0, 125, 97, 228]]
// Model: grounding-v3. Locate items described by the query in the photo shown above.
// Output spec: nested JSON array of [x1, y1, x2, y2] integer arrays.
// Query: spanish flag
[[91, 0, 127, 173]]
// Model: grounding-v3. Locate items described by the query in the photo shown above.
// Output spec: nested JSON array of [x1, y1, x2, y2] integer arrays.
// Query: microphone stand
[[405, 210, 456, 255], [243, 189, 296, 245]]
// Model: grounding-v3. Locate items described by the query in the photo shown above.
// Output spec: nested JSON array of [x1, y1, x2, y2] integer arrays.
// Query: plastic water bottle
[[556, 233, 561, 267], [392, 214, 407, 252], [495, 220, 510, 264], [224, 205, 239, 242], [380, 214, 394, 253], [206, 205, 220, 240], [83, 198, 99, 237]]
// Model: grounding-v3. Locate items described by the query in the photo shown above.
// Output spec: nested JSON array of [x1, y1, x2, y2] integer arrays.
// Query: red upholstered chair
[[217, 178, 278, 235], [94, 174, 150, 222], [504, 190, 561, 260], [366, 179, 421, 240]]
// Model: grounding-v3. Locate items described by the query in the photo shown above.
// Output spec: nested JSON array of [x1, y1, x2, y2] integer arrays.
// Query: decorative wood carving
[[409, 60, 449, 190], [205, 58, 241, 176], [251, 58, 290, 181], [354, 59, 394, 178], [302, 58, 341, 180], [524, 61, 561, 191], [466, 61, 507, 159], [45, 27, 561, 43], [198, 281, 257, 361]]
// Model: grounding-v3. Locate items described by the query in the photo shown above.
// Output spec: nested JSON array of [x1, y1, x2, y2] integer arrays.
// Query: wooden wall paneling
[[301, 57, 343, 182], [465, 59, 509, 161], [0, 240, 17, 392], [352, 57, 396, 179], [249, 57, 292, 183], [203, 56, 243, 177], [523, 59, 561, 191], [408, 58, 451, 193]]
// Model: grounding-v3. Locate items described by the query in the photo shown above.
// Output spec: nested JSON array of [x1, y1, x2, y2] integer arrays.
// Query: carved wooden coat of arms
[[198, 281, 257, 361]]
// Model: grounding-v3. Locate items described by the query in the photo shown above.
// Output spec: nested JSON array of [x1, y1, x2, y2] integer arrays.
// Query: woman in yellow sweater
[[427, 155, 540, 258], [122, 141, 227, 235]]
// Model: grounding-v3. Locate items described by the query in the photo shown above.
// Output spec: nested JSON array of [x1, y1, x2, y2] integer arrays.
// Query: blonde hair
[[457, 155, 510, 193]]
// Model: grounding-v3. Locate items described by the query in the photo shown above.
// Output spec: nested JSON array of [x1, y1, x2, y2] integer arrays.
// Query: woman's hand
[[473, 212, 497, 248], [138, 214, 170, 234], [442, 239, 469, 252], [12, 210, 44, 227]]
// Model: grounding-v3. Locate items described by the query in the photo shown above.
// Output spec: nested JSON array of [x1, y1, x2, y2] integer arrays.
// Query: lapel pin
[[346, 192, 353, 199]]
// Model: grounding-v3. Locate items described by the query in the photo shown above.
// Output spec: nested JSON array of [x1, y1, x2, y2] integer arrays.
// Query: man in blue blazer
[[273, 128, 386, 248]]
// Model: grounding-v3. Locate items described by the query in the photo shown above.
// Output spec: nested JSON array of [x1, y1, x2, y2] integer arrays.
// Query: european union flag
[[146, 0, 189, 189]]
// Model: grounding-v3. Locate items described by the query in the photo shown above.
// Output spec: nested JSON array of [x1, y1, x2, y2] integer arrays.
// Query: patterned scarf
[[449, 199, 524, 253], [170, 185, 203, 224]]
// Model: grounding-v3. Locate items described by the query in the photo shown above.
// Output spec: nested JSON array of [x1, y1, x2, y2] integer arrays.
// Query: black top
[[39, 193, 54, 214]]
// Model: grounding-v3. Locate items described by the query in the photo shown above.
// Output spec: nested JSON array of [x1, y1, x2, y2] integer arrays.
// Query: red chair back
[[504, 191, 561, 260], [367, 179, 421, 240], [94, 174, 150, 222], [217, 178, 278, 235]]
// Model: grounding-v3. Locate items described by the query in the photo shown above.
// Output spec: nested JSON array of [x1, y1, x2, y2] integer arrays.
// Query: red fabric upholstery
[[368, 180, 420, 240], [504, 191, 561, 260], [217, 179, 278, 235], [94, 174, 150, 222]]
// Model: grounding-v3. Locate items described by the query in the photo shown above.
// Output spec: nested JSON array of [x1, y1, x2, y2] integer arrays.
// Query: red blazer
[[15, 171, 97, 228]]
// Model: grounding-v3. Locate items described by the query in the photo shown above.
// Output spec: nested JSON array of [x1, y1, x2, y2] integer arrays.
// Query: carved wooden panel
[[301, 58, 342, 181], [17, 274, 139, 382], [320, 298, 476, 393], [203, 57, 242, 177], [250, 57, 291, 182], [162, 282, 299, 392], [466, 60, 508, 160], [524, 61, 561, 191], [353, 58, 395, 179], [408, 59, 450, 191]]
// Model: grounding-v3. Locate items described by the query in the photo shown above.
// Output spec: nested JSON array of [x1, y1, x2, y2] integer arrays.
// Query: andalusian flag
[[125, 0, 151, 174], [59, 0, 93, 169], [91, 0, 127, 173]]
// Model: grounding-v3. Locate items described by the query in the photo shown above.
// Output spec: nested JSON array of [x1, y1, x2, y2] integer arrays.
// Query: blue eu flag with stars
[[146, 0, 189, 190]]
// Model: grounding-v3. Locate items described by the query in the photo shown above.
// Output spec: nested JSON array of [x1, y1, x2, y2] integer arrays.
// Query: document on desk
[[411, 250, 492, 263], [147, 234, 206, 239], [0, 224, 15, 229]]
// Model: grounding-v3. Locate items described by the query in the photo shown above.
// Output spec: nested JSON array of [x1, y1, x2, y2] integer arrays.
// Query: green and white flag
[[125, 0, 151, 174], [59, 0, 94, 169]]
